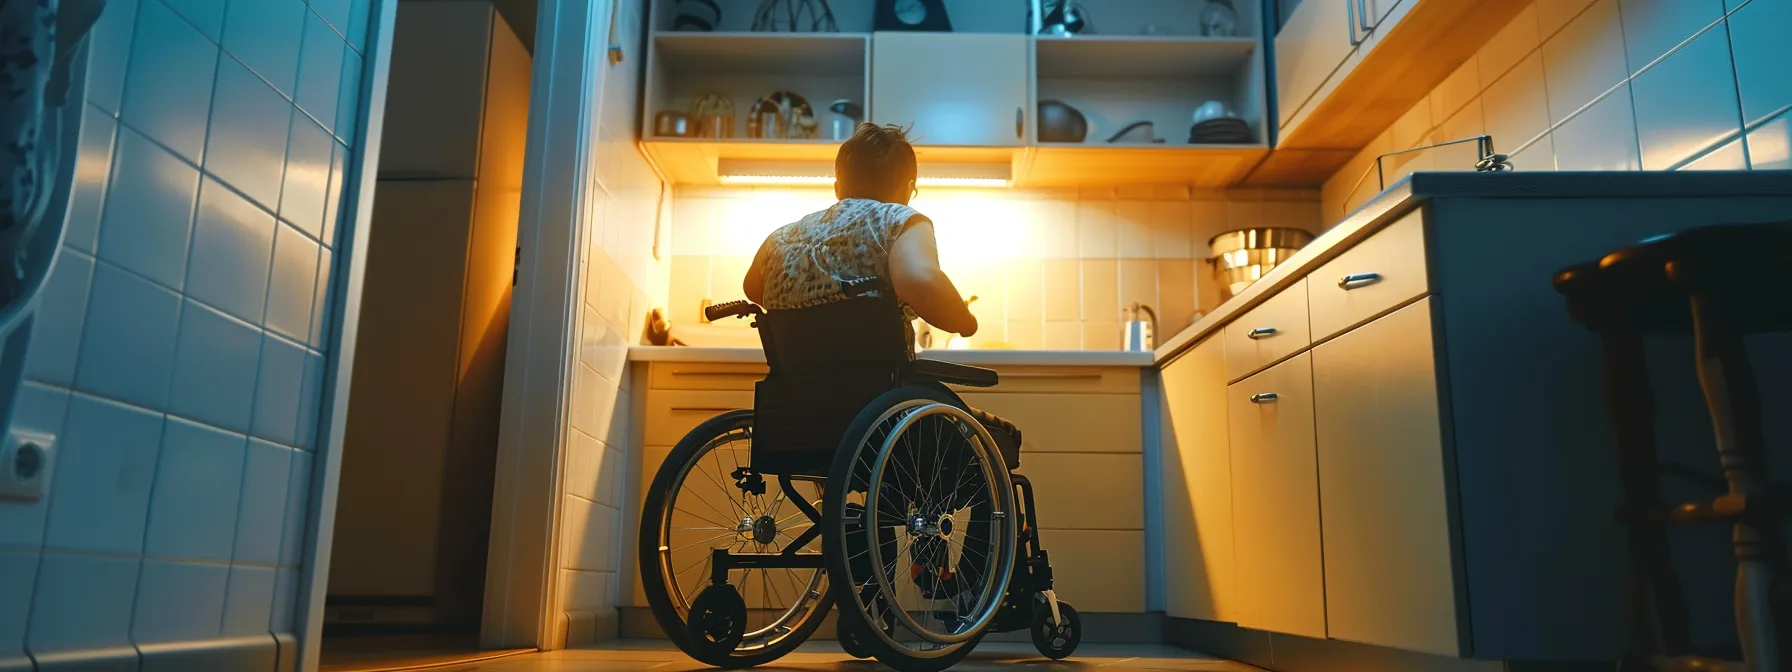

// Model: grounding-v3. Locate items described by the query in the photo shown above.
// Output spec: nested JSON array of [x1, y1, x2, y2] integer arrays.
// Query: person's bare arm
[[889, 216, 977, 336], [742, 237, 771, 305]]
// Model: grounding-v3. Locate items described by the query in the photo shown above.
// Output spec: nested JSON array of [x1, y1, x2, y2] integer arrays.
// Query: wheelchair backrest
[[750, 284, 910, 475]]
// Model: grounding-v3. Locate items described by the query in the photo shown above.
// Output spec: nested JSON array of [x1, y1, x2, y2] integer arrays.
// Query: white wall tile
[[1115, 202, 1152, 259], [0, 550, 38, 665], [252, 334, 306, 445], [1484, 53, 1555, 157], [168, 301, 262, 433], [598, 444, 627, 511], [99, 129, 200, 290], [671, 198, 714, 257], [64, 111, 119, 255], [223, 0, 306, 98], [0, 383, 70, 548], [1537, 0, 1599, 38], [44, 394, 164, 554], [1151, 202, 1193, 259], [1542, 0, 1630, 125], [583, 313, 629, 386], [75, 263, 181, 409], [163, 0, 227, 41], [120, 0, 219, 163], [265, 223, 320, 342], [1749, 113, 1791, 170], [347, 0, 372, 50], [1075, 201, 1116, 258], [25, 252, 95, 387], [207, 58, 295, 212], [295, 350, 327, 450], [1729, 0, 1792, 125], [1477, 2, 1542, 84], [221, 565, 276, 636], [86, 0, 139, 115], [561, 569, 613, 611], [1618, 0, 1726, 75], [133, 559, 229, 643], [186, 178, 276, 324], [282, 116, 334, 240], [1553, 84, 1642, 170], [145, 419, 247, 562], [234, 440, 293, 565], [27, 552, 140, 655], [270, 567, 299, 633], [322, 143, 347, 248], [337, 50, 365, 144], [309, 248, 335, 349], [297, 13, 348, 136], [1431, 59, 1483, 125], [1680, 137, 1749, 170], [278, 450, 313, 566], [1631, 28, 1743, 170], [566, 431, 601, 503]]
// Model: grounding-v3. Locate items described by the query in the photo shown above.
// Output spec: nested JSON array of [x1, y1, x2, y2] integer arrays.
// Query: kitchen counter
[[627, 346, 1155, 367], [1152, 170, 1792, 365]]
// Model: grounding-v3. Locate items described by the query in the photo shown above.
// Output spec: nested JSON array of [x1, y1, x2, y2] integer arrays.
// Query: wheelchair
[[637, 277, 1081, 671]]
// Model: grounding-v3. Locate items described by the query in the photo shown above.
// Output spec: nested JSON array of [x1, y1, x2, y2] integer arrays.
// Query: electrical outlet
[[0, 430, 55, 502]]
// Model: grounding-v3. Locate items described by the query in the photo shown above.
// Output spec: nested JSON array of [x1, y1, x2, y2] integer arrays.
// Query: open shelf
[[640, 138, 1021, 185], [1033, 35, 1258, 79], [652, 32, 868, 77], [1019, 144, 1269, 187]]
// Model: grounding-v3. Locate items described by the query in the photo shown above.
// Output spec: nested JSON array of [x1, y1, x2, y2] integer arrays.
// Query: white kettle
[[1123, 303, 1157, 352]]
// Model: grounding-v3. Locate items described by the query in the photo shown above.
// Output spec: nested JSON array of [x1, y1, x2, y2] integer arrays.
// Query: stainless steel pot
[[1208, 227, 1315, 301]]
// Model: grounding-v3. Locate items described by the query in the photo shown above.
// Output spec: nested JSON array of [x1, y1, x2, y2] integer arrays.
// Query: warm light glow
[[917, 177, 1012, 188], [715, 175, 1012, 188]]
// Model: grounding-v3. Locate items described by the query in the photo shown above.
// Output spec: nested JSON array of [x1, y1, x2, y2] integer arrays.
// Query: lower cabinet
[[1228, 352, 1327, 639], [1311, 297, 1464, 655], [1160, 337, 1239, 622]]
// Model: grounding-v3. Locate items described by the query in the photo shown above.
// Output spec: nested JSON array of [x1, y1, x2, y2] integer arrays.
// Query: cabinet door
[[871, 33, 1028, 146], [1363, 0, 1412, 35], [1312, 297, 1463, 656], [1228, 352, 1326, 638], [1160, 337, 1238, 622], [1274, 0, 1358, 128]]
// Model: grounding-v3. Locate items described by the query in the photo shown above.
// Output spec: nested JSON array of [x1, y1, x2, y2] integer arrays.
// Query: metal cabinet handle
[[1016, 106, 1025, 140], [1247, 327, 1278, 340], [1347, 0, 1362, 46], [1358, 0, 1373, 33], [1250, 392, 1279, 404], [1338, 272, 1382, 289]]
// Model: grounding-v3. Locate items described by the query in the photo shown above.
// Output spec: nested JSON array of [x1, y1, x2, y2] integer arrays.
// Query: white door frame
[[293, 0, 399, 668]]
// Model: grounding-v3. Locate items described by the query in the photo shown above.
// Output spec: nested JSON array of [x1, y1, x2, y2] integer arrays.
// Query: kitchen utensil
[[876, 0, 952, 31], [747, 91, 817, 139], [1032, 0, 1091, 35], [829, 99, 862, 140], [673, 0, 721, 31], [1192, 100, 1233, 125], [1107, 120, 1166, 144], [1208, 228, 1315, 301], [1200, 0, 1240, 36], [654, 110, 692, 137], [1037, 100, 1088, 143], [1124, 303, 1158, 351], [752, 0, 839, 32], [1189, 118, 1253, 144], [689, 94, 734, 138]]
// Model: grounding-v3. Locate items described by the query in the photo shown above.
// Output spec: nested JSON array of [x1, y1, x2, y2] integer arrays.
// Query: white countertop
[[627, 346, 1155, 367]]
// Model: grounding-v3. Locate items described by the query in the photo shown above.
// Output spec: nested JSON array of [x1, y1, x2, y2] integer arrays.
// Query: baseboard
[[276, 632, 297, 672], [1163, 618, 1610, 672], [138, 635, 277, 672], [564, 609, 621, 647], [0, 653, 33, 672], [619, 606, 1163, 644], [29, 645, 139, 672]]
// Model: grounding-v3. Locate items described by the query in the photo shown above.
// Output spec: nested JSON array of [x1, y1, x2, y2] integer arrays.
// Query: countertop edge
[[627, 346, 1155, 367]]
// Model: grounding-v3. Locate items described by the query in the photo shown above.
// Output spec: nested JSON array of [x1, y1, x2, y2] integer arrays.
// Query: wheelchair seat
[[745, 278, 1018, 476]]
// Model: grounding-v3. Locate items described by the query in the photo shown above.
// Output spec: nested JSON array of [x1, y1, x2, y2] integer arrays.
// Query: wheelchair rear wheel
[[639, 410, 832, 668], [823, 386, 1017, 672]]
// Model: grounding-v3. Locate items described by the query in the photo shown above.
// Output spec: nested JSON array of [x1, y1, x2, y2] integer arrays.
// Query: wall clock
[[875, 0, 952, 31]]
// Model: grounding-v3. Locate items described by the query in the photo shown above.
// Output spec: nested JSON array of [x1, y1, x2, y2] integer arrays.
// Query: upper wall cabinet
[[871, 33, 1029, 147], [637, 0, 1271, 187]]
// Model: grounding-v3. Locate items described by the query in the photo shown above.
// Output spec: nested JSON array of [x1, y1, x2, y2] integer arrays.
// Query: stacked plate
[[1188, 118, 1253, 144]]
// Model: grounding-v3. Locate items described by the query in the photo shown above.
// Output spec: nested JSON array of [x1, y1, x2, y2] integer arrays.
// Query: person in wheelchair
[[637, 123, 1079, 672]]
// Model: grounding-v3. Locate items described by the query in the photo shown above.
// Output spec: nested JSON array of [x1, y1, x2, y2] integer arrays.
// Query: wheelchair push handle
[[705, 300, 764, 322]]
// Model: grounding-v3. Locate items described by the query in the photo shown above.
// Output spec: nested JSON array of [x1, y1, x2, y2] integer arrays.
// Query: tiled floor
[[428, 641, 1263, 671]]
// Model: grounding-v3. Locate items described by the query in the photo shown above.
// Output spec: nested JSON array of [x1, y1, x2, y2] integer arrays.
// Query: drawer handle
[[1249, 392, 1279, 404], [1247, 327, 1277, 340], [1338, 273, 1383, 290], [670, 370, 765, 376], [671, 407, 740, 413]]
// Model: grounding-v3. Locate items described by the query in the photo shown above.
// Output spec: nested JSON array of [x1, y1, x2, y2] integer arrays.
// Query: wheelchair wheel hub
[[905, 513, 955, 539], [751, 515, 778, 544]]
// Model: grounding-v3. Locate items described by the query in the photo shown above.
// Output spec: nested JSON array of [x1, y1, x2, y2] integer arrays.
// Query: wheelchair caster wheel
[[1030, 601, 1081, 660], [688, 585, 748, 660], [838, 624, 873, 659]]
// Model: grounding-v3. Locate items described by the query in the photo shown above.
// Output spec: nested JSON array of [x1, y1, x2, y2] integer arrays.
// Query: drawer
[[1013, 453, 1143, 530], [1308, 210, 1430, 341], [1035, 529, 1146, 612], [957, 366, 1139, 394], [1223, 278, 1312, 382], [955, 393, 1141, 454], [649, 362, 769, 391], [643, 389, 754, 446]]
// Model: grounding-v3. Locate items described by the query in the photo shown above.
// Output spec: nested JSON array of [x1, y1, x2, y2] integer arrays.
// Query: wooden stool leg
[[1688, 293, 1790, 670], [1602, 330, 1692, 660]]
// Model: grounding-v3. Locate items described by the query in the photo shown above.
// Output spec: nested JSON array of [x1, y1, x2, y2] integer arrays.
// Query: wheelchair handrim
[[858, 401, 1017, 651], [656, 424, 827, 651]]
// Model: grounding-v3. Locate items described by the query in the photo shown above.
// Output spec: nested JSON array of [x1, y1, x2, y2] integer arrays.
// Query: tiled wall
[[1321, 0, 1792, 223], [669, 186, 1323, 351], [2, 0, 371, 667], [555, 0, 669, 645]]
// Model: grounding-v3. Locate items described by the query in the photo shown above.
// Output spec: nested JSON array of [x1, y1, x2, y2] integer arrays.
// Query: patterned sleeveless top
[[754, 198, 922, 357]]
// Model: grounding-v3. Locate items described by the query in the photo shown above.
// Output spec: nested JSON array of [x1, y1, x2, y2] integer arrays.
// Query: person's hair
[[836, 123, 917, 201]]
